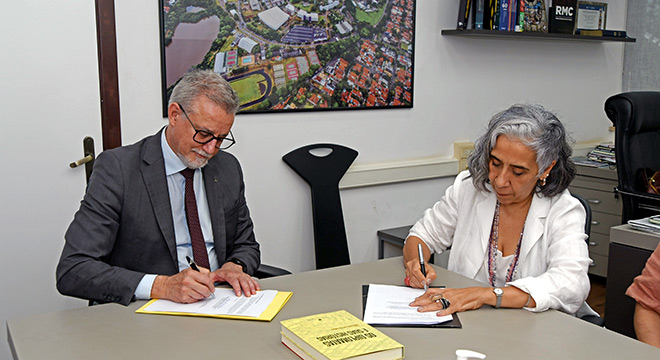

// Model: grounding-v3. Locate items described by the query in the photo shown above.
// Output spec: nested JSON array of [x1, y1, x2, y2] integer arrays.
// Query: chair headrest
[[605, 91, 660, 134]]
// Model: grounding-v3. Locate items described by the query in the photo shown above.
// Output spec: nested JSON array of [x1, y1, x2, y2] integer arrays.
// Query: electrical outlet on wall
[[454, 141, 474, 171]]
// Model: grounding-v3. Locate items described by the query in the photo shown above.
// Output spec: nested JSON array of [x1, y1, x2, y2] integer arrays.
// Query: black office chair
[[604, 92, 660, 223], [254, 264, 291, 278], [283, 144, 358, 269], [572, 193, 592, 239], [570, 192, 605, 326]]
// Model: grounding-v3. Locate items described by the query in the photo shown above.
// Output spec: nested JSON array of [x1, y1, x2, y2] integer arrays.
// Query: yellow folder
[[136, 290, 292, 321]]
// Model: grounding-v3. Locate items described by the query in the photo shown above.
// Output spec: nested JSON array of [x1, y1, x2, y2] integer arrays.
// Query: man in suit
[[57, 69, 261, 305]]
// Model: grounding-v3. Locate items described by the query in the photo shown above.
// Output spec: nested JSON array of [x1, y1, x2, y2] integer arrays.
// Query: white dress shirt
[[134, 129, 218, 299]]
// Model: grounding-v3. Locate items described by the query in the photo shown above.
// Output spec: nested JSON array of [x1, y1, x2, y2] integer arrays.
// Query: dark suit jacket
[[56, 129, 260, 305]]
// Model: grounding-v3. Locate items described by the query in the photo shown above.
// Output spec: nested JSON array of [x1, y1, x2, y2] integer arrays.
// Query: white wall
[[114, 1, 627, 274], [0, 2, 103, 359], [1, 1, 627, 359]]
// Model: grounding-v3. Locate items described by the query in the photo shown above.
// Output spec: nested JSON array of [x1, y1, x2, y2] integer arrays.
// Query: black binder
[[361, 285, 462, 328]]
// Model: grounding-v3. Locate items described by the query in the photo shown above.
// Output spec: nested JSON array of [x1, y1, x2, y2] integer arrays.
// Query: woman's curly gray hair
[[466, 103, 576, 197]]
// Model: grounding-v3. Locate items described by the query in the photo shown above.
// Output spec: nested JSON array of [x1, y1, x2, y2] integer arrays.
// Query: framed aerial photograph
[[159, 0, 416, 115]]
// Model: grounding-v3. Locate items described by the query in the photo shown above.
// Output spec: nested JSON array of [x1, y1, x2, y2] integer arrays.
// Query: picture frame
[[159, 0, 416, 116], [576, 1, 607, 31]]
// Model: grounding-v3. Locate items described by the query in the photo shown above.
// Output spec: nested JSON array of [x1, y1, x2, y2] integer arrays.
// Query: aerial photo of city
[[161, 0, 415, 112]]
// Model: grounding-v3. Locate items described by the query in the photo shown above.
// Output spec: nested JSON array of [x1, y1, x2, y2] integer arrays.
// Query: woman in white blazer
[[405, 104, 592, 317]]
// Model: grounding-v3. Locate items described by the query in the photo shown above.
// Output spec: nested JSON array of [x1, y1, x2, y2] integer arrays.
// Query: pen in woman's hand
[[417, 243, 428, 292]]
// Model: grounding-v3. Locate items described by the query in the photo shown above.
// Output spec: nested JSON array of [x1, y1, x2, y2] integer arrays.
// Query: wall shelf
[[441, 29, 636, 43]]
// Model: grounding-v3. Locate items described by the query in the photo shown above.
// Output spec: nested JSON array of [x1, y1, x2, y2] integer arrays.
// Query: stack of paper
[[629, 216, 660, 235], [572, 156, 610, 168], [363, 284, 453, 325], [586, 144, 616, 164], [136, 288, 292, 321]]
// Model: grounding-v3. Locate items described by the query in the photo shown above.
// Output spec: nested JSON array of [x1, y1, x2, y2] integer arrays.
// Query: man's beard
[[178, 148, 213, 169]]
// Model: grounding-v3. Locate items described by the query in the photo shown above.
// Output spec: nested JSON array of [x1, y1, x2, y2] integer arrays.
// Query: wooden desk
[[7, 258, 660, 359]]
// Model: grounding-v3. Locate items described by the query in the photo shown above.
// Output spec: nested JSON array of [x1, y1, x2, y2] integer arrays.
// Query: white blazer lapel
[[518, 194, 551, 267], [455, 191, 496, 279], [476, 193, 497, 257]]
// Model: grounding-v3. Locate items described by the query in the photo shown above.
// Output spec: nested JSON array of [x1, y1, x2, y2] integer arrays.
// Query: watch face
[[494, 288, 504, 296]]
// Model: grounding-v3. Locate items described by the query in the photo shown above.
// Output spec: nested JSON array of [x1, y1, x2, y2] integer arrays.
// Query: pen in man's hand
[[186, 256, 200, 271], [417, 243, 428, 292], [186, 256, 215, 299]]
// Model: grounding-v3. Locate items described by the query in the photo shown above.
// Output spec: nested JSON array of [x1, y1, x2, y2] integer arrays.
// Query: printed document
[[141, 289, 278, 317], [363, 284, 453, 325]]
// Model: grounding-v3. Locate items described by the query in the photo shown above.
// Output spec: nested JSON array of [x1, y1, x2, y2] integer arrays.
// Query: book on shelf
[[549, 0, 577, 34], [456, 0, 503, 30], [498, 0, 509, 30], [457, 0, 473, 29], [498, 0, 518, 31], [280, 310, 404, 360], [473, 0, 485, 29], [488, 0, 500, 30], [508, 0, 518, 31], [520, 0, 548, 32], [517, 0, 525, 31], [575, 29, 627, 37]]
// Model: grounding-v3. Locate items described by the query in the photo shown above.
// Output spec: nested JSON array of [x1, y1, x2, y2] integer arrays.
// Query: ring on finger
[[440, 297, 450, 310], [430, 294, 450, 309], [430, 293, 443, 302]]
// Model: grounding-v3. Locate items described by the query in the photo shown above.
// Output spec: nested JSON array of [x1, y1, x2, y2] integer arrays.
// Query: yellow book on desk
[[280, 310, 404, 360], [136, 289, 292, 321]]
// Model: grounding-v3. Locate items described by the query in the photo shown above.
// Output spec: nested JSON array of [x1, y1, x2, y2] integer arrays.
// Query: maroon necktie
[[180, 168, 210, 269]]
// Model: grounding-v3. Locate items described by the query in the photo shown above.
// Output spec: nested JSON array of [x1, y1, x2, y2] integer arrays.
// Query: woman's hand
[[404, 257, 437, 289], [410, 287, 491, 316], [403, 236, 436, 288]]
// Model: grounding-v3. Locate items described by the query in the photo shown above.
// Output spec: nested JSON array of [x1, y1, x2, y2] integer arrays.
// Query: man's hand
[[213, 261, 260, 297], [150, 268, 216, 303]]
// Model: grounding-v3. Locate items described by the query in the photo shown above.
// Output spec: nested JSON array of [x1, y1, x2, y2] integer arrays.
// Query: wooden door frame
[[95, 0, 122, 150]]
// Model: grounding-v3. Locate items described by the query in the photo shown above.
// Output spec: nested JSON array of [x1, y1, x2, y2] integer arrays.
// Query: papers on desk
[[363, 284, 455, 326], [136, 288, 292, 321], [629, 216, 660, 235], [572, 155, 611, 168]]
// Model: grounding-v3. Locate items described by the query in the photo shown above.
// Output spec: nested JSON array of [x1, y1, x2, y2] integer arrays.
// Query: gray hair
[[466, 103, 576, 197], [169, 69, 240, 115]]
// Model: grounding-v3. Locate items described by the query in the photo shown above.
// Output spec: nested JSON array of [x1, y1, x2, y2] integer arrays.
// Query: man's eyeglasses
[[178, 104, 235, 150]]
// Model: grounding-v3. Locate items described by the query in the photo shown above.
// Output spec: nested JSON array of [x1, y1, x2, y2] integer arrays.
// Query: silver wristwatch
[[493, 287, 503, 308]]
